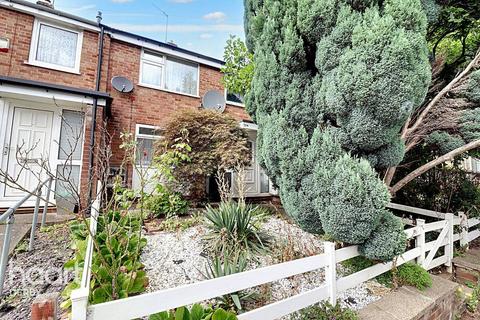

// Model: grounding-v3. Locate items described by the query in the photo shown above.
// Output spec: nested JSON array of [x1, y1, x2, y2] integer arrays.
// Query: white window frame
[[28, 19, 83, 74], [225, 89, 245, 107], [139, 49, 200, 98], [135, 124, 163, 166]]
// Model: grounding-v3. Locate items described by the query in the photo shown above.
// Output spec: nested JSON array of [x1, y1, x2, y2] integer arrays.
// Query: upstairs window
[[226, 90, 245, 106], [30, 20, 83, 73], [140, 50, 199, 96]]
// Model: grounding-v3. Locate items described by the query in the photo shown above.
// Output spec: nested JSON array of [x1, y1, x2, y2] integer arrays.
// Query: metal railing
[[0, 176, 55, 295]]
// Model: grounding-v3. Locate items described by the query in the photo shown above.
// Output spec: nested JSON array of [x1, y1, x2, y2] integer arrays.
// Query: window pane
[[58, 110, 84, 160], [165, 57, 198, 95], [260, 170, 270, 193], [227, 91, 245, 104], [136, 138, 155, 165], [55, 165, 80, 199], [143, 51, 164, 64], [36, 24, 78, 68], [138, 126, 162, 137], [141, 61, 162, 87]]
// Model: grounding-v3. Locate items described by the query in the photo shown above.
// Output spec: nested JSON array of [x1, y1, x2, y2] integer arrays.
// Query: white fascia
[[0, 83, 106, 107]]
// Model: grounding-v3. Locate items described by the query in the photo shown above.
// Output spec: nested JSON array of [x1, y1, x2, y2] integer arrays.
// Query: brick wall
[[105, 39, 251, 168], [0, 7, 105, 91], [0, 6, 252, 194]]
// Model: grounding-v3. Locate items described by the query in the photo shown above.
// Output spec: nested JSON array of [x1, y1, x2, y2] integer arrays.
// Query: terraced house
[[0, 0, 274, 210]]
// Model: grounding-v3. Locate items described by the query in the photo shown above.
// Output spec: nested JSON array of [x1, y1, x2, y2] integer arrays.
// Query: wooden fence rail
[[71, 204, 480, 320]]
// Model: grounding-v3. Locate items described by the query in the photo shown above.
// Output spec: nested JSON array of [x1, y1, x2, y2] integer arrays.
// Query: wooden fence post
[[416, 219, 425, 267], [444, 213, 454, 273], [324, 242, 336, 306], [459, 212, 469, 250]]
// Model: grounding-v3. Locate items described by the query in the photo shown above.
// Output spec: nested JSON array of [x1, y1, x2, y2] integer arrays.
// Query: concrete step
[[453, 248, 480, 285], [358, 275, 461, 320]]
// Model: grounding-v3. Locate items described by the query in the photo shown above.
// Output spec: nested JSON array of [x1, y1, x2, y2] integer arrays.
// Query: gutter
[[86, 14, 105, 207]]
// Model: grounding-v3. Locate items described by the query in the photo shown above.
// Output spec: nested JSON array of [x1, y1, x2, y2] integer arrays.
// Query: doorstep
[[358, 275, 460, 320]]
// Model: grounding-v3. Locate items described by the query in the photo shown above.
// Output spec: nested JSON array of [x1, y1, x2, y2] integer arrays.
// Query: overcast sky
[[43, 0, 245, 60]]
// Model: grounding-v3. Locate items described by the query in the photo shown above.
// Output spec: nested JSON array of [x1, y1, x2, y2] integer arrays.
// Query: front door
[[243, 140, 259, 195], [4, 107, 54, 197]]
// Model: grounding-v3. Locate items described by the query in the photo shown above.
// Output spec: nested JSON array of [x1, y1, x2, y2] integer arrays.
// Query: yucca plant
[[203, 252, 255, 312], [203, 201, 270, 256]]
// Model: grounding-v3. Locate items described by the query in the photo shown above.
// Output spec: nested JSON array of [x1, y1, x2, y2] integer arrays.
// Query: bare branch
[[390, 139, 480, 194]]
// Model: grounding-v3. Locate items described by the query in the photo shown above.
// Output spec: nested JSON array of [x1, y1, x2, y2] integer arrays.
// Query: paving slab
[[0, 212, 74, 255]]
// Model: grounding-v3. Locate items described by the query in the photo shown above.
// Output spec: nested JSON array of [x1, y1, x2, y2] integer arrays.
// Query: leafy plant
[[61, 209, 148, 308], [221, 35, 254, 96], [396, 262, 432, 291], [465, 281, 480, 313], [292, 300, 358, 320], [144, 184, 189, 219], [342, 258, 432, 290], [149, 304, 237, 320], [203, 253, 254, 312], [204, 201, 270, 256], [161, 109, 251, 202]]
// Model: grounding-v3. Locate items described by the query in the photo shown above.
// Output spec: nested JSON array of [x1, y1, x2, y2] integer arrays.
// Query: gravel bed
[[0, 223, 74, 320], [142, 215, 389, 316]]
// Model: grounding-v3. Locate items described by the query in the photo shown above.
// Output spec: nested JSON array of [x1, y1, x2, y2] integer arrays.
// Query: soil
[[0, 223, 73, 320]]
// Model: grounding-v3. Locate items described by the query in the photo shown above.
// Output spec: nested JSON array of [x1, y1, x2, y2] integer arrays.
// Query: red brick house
[[0, 0, 274, 209]]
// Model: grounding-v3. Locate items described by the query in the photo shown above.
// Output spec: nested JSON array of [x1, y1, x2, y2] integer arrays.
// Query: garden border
[[71, 203, 480, 320]]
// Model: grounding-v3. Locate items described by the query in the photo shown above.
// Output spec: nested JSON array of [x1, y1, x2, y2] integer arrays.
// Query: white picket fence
[[71, 203, 480, 320]]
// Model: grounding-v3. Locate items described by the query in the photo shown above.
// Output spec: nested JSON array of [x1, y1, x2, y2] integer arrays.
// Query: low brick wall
[[359, 275, 463, 320], [417, 283, 465, 320]]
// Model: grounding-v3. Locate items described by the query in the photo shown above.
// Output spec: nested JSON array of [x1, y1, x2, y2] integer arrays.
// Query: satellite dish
[[111, 76, 134, 93], [202, 90, 226, 113]]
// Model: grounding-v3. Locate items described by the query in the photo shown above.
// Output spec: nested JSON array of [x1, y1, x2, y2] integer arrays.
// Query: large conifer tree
[[244, 0, 431, 260]]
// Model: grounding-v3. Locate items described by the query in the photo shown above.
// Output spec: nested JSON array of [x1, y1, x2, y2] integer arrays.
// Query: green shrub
[[203, 253, 254, 311], [292, 300, 358, 320], [204, 201, 270, 255], [342, 258, 432, 290], [144, 184, 189, 219], [161, 109, 251, 202], [396, 262, 432, 290], [465, 281, 480, 313], [61, 209, 148, 309], [149, 304, 237, 320], [244, 0, 430, 261], [359, 210, 407, 261]]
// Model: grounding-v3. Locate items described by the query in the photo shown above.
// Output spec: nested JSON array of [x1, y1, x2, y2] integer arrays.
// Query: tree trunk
[[406, 49, 480, 137], [390, 139, 480, 195]]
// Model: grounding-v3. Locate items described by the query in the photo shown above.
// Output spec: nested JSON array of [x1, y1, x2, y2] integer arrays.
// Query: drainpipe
[[86, 12, 105, 209]]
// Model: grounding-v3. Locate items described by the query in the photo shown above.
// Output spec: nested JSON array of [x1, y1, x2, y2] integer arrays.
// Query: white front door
[[231, 132, 272, 197], [243, 140, 259, 195], [4, 107, 54, 197]]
